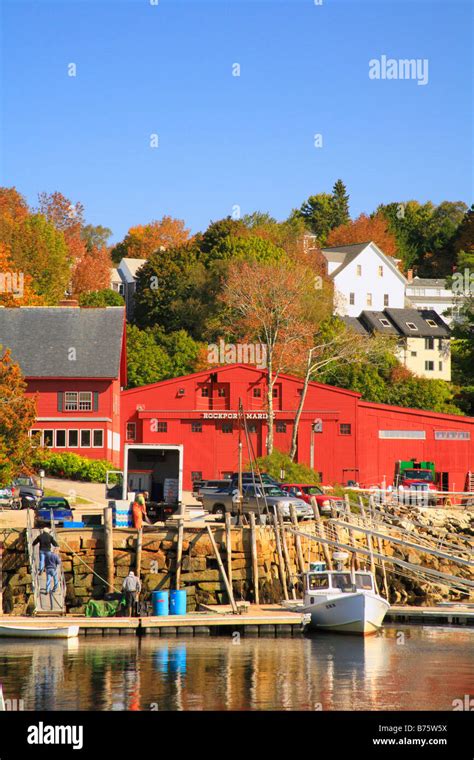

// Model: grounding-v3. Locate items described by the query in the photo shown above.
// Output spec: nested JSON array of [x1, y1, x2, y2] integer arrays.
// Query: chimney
[[59, 299, 79, 307], [407, 269, 414, 282]]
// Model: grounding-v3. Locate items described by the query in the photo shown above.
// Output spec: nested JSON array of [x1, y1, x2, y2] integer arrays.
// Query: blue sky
[[0, 0, 472, 242]]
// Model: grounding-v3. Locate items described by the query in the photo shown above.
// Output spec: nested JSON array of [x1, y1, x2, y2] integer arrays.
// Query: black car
[[13, 475, 44, 508]]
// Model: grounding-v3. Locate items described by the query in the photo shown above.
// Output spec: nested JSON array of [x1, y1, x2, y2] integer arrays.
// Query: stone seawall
[[1, 509, 472, 615]]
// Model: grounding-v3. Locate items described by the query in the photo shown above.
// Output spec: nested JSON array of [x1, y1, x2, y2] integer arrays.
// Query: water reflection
[[0, 627, 471, 712]]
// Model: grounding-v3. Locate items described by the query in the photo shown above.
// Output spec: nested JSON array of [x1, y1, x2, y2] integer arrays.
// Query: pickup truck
[[200, 483, 312, 521], [35, 496, 75, 527]]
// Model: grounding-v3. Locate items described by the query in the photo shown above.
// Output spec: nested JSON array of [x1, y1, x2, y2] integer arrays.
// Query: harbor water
[[0, 626, 472, 711]]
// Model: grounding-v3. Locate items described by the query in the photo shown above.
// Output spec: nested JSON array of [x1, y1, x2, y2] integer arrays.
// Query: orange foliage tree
[[112, 216, 191, 262], [0, 347, 37, 484], [72, 245, 112, 295], [326, 213, 399, 259]]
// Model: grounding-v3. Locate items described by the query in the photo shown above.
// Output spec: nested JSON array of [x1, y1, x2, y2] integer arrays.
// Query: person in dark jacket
[[32, 528, 58, 574]]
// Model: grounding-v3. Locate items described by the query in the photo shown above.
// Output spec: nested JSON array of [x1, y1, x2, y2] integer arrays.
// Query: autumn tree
[[111, 216, 191, 263], [289, 319, 391, 459], [38, 191, 86, 264], [293, 180, 350, 244], [71, 245, 112, 295], [0, 347, 37, 484], [326, 212, 399, 259], [222, 259, 323, 454], [82, 224, 113, 252]]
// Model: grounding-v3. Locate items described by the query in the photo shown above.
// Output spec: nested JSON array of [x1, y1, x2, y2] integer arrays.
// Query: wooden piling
[[369, 495, 390, 600], [290, 505, 305, 578], [225, 512, 232, 588], [309, 497, 333, 570], [249, 512, 260, 605], [271, 512, 289, 601], [206, 525, 238, 613], [344, 494, 360, 570], [136, 528, 143, 579], [104, 506, 115, 593], [175, 501, 186, 590], [278, 508, 296, 601]]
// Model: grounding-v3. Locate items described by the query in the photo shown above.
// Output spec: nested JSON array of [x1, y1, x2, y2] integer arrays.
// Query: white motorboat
[[302, 557, 390, 636], [0, 624, 79, 640]]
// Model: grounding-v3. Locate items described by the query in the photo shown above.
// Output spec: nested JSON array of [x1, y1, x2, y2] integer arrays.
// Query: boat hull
[[0, 625, 79, 640], [303, 592, 389, 635]]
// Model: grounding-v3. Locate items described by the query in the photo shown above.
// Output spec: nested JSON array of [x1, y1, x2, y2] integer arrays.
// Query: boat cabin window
[[308, 573, 329, 590], [355, 573, 374, 590], [330, 573, 353, 591]]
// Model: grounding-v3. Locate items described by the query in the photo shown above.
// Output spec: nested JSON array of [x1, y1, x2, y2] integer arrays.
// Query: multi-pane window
[[191, 471, 202, 482], [155, 422, 168, 433], [248, 423, 257, 434], [349, 293, 355, 305], [366, 293, 373, 307], [30, 429, 42, 446], [276, 422, 287, 433], [93, 430, 104, 448], [64, 391, 93, 411], [356, 265, 362, 276], [56, 430, 66, 448], [425, 361, 434, 371], [222, 423, 233, 433], [384, 294, 389, 306], [43, 430, 54, 447], [201, 387, 209, 397], [217, 387, 227, 397], [339, 424, 352, 435], [191, 421, 202, 433], [126, 422, 136, 441], [253, 387, 262, 397], [378, 266, 384, 277], [425, 337, 434, 350]]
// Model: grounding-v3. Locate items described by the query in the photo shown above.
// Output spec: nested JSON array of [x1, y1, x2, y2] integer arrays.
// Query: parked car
[[0, 485, 21, 509], [12, 475, 44, 508], [229, 472, 280, 489], [280, 484, 344, 514], [35, 496, 74, 527], [201, 482, 312, 521]]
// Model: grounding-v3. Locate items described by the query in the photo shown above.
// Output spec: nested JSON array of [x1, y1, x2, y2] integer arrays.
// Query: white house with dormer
[[320, 241, 407, 317]]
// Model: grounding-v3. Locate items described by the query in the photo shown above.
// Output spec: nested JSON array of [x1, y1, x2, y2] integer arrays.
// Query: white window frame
[[79, 392, 93, 411], [379, 318, 390, 327], [366, 293, 372, 306], [425, 360, 434, 371], [349, 292, 355, 305], [356, 265, 362, 276], [43, 429, 54, 448], [80, 429, 92, 448], [30, 429, 42, 447], [92, 429, 104, 448], [68, 429, 79, 448], [426, 319, 437, 328], [55, 430, 67, 448], [406, 322, 418, 331], [64, 392, 78, 411], [378, 265, 384, 277]]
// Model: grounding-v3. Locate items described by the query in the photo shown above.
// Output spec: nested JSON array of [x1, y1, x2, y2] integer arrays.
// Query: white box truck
[[106, 444, 184, 519]]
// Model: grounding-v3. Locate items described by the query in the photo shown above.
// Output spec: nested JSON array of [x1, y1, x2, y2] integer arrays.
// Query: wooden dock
[[385, 604, 474, 627], [0, 605, 308, 638]]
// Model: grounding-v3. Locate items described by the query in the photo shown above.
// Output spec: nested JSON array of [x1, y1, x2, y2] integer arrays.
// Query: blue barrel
[[152, 590, 169, 616], [169, 589, 186, 616]]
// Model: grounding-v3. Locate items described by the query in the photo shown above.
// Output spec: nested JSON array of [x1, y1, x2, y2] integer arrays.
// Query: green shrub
[[254, 449, 319, 484], [32, 450, 115, 482]]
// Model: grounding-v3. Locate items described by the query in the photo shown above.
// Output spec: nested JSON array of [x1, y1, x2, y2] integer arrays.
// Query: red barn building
[[0, 306, 126, 467], [121, 364, 474, 491]]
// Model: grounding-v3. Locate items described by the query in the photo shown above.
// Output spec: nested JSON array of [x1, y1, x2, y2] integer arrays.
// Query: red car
[[280, 484, 344, 514]]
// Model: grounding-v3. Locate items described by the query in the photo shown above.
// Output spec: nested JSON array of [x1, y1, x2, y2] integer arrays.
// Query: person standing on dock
[[132, 493, 150, 530], [122, 571, 142, 616], [33, 528, 58, 574], [44, 547, 61, 594]]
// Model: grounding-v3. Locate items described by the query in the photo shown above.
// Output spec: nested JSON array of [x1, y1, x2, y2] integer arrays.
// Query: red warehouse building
[[0, 306, 127, 467], [120, 364, 474, 491]]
